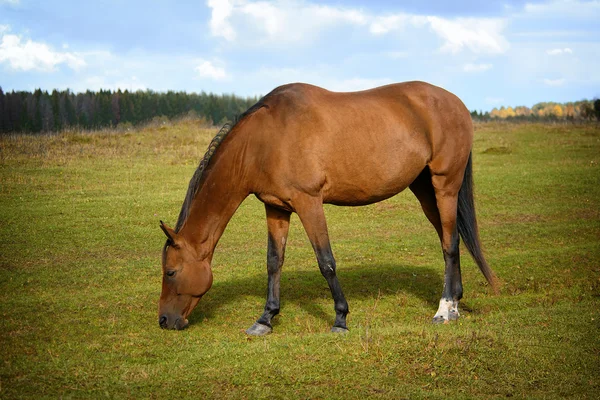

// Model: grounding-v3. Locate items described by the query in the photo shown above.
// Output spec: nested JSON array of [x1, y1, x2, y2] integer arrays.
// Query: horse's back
[[247, 82, 473, 206], [262, 81, 472, 151]]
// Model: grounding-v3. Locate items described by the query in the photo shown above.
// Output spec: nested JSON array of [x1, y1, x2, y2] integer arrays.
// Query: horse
[[158, 81, 497, 335]]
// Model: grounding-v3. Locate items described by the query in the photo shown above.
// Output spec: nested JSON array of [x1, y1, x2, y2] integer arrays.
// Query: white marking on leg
[[433, 298, 460, 322]]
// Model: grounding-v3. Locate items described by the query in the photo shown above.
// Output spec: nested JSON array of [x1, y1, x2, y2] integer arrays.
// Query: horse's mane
[[174, 97, 271, 232]]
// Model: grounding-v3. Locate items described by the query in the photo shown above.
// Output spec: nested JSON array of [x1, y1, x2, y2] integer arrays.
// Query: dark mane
[[173, 96, 271, 232]]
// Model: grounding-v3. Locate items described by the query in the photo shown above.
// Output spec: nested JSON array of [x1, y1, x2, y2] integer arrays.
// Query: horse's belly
[[324, 186, 408, 206], [322, 158, 424, 206]]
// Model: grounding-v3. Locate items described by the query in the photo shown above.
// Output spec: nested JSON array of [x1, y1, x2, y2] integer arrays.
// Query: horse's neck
[[179, 143, 249, 260]]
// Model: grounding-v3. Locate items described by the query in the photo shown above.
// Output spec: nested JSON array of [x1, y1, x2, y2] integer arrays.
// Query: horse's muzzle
[[158, 314, 189, 330]]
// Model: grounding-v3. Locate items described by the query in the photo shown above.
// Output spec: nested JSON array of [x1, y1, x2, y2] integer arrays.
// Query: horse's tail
[[457, 152, 499, 293]]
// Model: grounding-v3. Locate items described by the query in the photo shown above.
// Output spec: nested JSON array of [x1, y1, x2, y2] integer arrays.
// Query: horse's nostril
[[159, 315, 167, 328]]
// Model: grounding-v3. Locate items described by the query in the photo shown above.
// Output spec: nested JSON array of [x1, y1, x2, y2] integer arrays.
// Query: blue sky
[[1, 0, 599, 111]]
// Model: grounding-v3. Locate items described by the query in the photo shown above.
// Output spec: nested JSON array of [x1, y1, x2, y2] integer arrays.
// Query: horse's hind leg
[[431, 171, 464, 323], [410, 167, 463, 323], [409, 168, 442, 239], [246, 205, 291, 336]]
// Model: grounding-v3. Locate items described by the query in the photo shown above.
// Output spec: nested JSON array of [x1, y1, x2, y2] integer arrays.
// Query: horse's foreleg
[[295, 196, 349, 333], [246, 205, 291, 336], [431, 174, 463, 324]]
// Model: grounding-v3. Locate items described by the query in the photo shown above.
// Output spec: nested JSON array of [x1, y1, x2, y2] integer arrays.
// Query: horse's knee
[[441, 233, 460, 267], [319, 261, 336, 279], [267, 251, 283, 274]]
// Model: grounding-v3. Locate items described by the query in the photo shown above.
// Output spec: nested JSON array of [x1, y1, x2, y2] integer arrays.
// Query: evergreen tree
[[0, 87, 6, 133], [51, 90, 62, 132]]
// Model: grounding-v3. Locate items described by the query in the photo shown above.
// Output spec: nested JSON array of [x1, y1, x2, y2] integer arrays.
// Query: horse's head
[[158, 221, 213, 330]]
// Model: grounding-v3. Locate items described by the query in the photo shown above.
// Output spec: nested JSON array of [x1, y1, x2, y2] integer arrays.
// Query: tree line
[[472, 99, 600, 122], [0, 87, 260, 134]]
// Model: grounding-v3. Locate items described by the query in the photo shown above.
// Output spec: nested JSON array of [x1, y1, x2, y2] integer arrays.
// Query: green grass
[[1, 121, 599, 399]]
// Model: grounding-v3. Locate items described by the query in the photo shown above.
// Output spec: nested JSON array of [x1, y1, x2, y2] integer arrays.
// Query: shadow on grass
[[188, 263, 442, 327]]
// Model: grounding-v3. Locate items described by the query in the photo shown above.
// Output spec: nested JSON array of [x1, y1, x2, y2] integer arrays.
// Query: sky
[[1, 0, 599, 111]]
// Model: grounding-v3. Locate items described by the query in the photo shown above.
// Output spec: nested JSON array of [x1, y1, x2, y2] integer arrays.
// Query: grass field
[[1, 120, 599, 399]]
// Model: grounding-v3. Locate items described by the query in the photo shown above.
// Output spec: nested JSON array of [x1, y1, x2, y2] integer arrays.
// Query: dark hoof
[[448, 311, 460, 321], [245, 322, 272, 336], [330, 326, 349, 333], [432, 316, 448, 324]]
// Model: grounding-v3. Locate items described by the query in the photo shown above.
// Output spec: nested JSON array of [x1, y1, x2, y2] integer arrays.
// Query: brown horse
[[158, 81, 497, 334]]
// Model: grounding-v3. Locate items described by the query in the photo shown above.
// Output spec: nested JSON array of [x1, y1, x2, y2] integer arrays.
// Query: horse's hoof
[[245, 322, 272, 336], [331, 326, 349, 333], [448, 311, 460, 321], [432, 316, 448, 324]]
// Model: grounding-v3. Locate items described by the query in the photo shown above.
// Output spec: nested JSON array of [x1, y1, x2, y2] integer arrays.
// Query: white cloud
[[207, 0, 367, 44], [543, 78, 566, 86], [207, 2, 510, 55], [0, 0, 21, 4], [208, 0, 235, 41], [546, 47, 573, 55], [427, 17, 509, 54], [369, 14, 429, 35], [0, 33, 85, 71], [237, 1, 287, 38], [206, 1, 510, 55], [463, 63, 493, 72], [369, 14, 509, 54], [195, 59, 228, 80]]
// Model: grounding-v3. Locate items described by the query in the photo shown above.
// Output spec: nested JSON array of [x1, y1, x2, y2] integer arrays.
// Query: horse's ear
[[160, 220, 180, 247]]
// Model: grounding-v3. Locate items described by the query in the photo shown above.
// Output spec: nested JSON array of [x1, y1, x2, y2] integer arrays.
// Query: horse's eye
[[166, 270, 176, 277]]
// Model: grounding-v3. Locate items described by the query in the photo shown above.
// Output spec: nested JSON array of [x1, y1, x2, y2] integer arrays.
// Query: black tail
[[457, 152, 498, 293]]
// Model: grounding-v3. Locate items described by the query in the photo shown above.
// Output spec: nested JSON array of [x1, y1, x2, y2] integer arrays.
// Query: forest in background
[[1, 87, 599, 134], [472, 99, 600, 122], [0, 87, 259, 134]]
